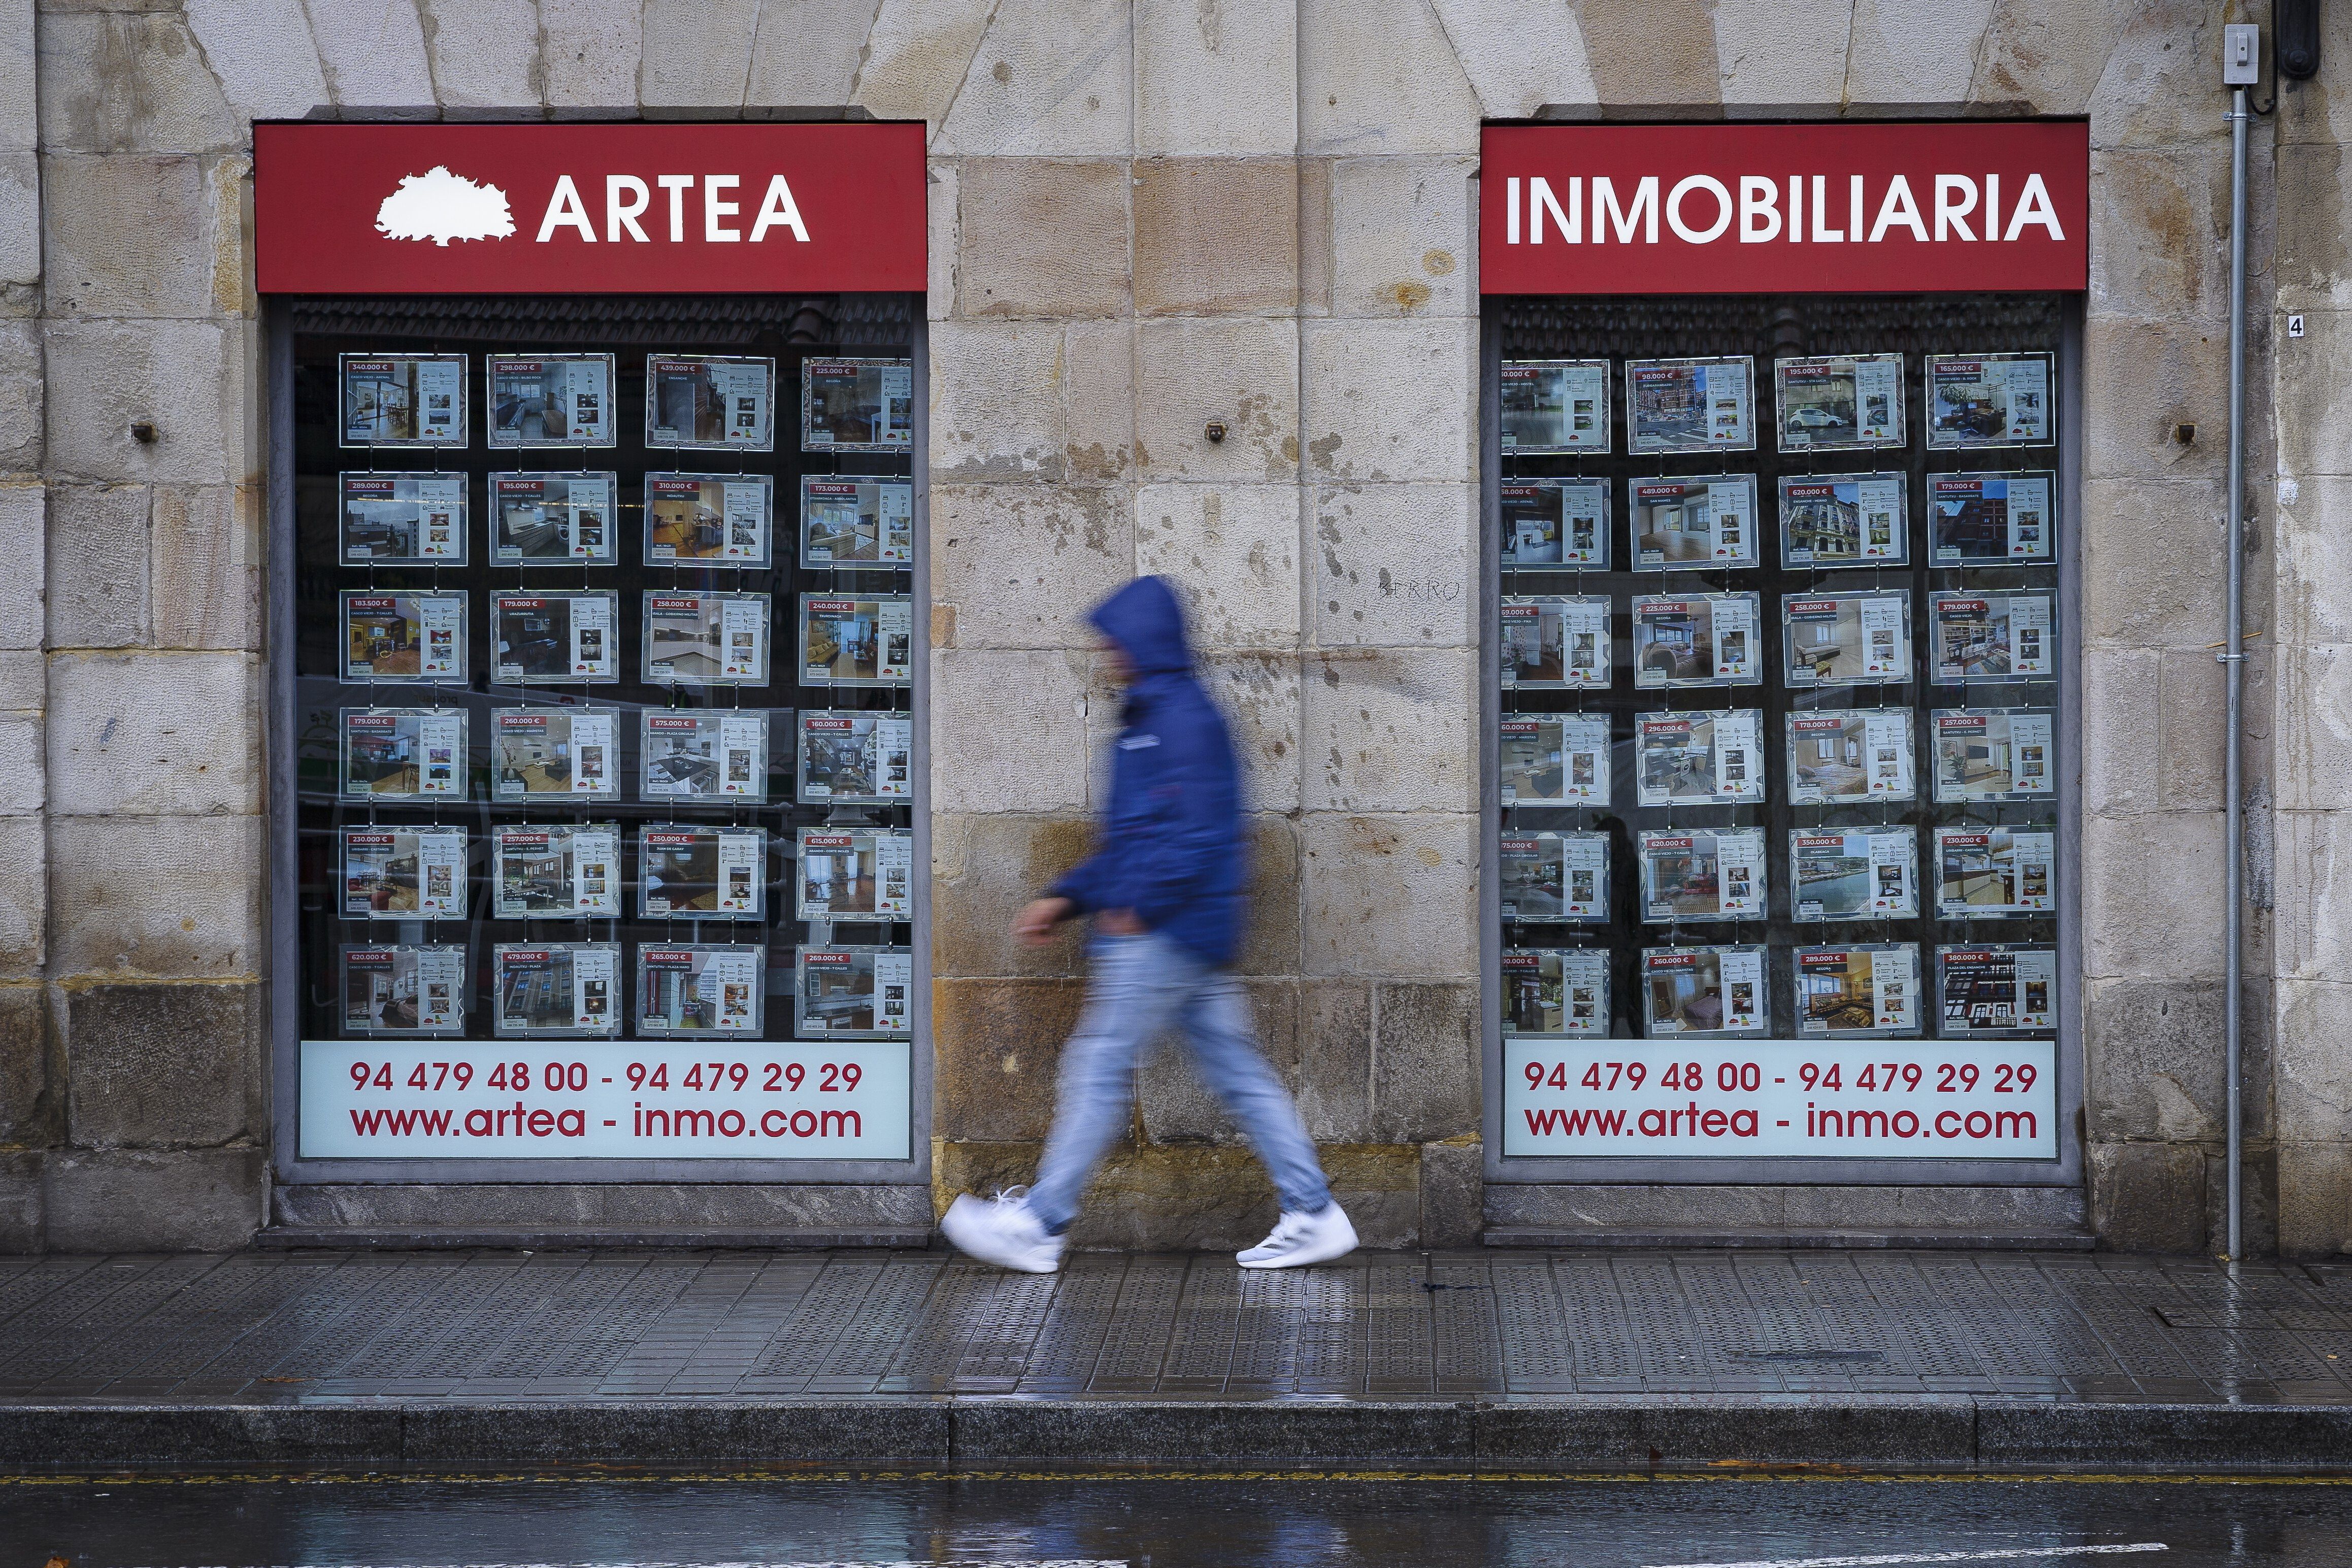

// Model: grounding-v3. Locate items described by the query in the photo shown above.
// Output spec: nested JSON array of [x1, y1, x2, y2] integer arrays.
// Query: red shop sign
[[253, 122, 925, 294], [1480, 121, 2087, 295]]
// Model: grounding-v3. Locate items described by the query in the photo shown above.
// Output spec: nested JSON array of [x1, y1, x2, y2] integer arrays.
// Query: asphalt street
[[9, 1476, 2352, 1568]]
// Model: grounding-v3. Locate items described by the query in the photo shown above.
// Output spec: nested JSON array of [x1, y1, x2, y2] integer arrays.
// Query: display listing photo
[[1778, 473, 1907, 566], [1774, 353, 1904, 450], [491, 823, 619, 919], [342, 591, 465, 682], [795, 946, 914, 1036], [1628, 356, 1754, 453], [492, 707, 618, 798], [636, 945, 765, 1038], [341, 353, 466, 447], [1790, 828, 1919, 921], [492, 472, 618, 563], [1634, 709, 1763, 806], [340, 473, 467, 564], [641, 710, 770, 800], [646, 355, 775, 450], [645, 473, 774, 567], [1500, 713, 1611, 807], [1632, 475, 1759, 570], [1933, 824, 2057, 918], [340, 944, 467, 1037], [1927, 352, 2053, 447], [1500, 831, 1608, 922], [802, 477, 915, 566], [492, 592, 617, 683], [644, 592, 771, 684], [1785, 709, 1915, 804], [1930, 472, 2056, 563], [797, 710, 913, 802], [800, 595, 914, 686], [1931, 708, 2056, 802], [638, 825, 766, 919], [1500, 359, 1609, 453], [801, 358, 915, 452], [340, 827, 466, 920], [796, 827, 914, 922], [494, 942, 618, 1038], [1782, 590, 1912, 686], [1638, 829, 1766, 922], [1794, 944, 1921, 1038], [1933, 591, 2055, 681], [1501, 947, 1611, 1037], [340, 708, 466, 799], [1632, 593, 1759, 689], [487, 353, 616, 448], [1501, 479, 1609, 569], [1501, 596, 1609, 689], [1937, 943, 2058, 1035], [1642, 945, 1768, 1037]]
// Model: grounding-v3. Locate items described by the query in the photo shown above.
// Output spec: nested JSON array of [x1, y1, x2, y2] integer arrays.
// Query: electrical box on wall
[[2225, 24, 2262, 85]]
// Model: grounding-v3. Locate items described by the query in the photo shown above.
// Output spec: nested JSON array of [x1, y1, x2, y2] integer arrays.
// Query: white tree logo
[[374, 166, 516, 246]]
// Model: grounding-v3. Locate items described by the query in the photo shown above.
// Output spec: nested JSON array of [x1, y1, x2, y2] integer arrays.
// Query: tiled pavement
[[5, 1248, 2352, 1406]]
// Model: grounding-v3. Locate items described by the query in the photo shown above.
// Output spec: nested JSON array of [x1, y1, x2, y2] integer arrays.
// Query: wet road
[[8, 1475, 2352, 1567]]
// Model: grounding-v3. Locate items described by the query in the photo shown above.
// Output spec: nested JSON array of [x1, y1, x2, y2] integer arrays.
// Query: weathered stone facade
[[0, 0, 2338, 1254], [5, 0, 268, 1250]]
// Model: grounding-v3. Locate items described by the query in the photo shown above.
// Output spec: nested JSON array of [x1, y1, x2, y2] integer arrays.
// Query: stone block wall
[[0, 0, 39, 1248], [923, 0, 1486, 1250], [2268, 3, 2352, 1257], [2070, 5, 2280, 1257], [3, 0, 270, 1249], [0, 0, 2331, 1253]]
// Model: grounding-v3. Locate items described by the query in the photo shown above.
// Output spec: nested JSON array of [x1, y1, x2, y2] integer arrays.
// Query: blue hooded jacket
[[1047, 576, 1247, 967]]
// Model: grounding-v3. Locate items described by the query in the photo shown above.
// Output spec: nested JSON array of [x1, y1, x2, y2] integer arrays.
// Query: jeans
[[1027, 931, 1334, 1236]]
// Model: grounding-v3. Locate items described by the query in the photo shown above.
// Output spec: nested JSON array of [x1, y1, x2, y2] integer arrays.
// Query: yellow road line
[[5, 1469, 2352, 1488]]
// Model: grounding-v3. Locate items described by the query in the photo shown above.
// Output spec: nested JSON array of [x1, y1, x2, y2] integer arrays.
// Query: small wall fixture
[[1203, 420, 1227, 444], [2279, 0, 2321, 80]]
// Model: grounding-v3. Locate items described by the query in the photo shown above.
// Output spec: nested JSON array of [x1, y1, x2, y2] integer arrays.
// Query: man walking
[[939, 576, 1357, 1274]]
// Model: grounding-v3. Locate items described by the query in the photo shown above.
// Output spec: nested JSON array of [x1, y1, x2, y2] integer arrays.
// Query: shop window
[[278, 293, 921, 1170], [1488, 295, 2072, 1174]]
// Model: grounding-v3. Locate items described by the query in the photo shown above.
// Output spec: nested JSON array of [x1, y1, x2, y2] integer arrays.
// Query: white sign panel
[[1503, 1038, 2057, 1159], [300, 1040, 913, 1160]]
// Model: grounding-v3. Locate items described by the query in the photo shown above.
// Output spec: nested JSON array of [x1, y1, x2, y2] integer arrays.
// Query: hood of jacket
[[1087, 575, 1194, 679]]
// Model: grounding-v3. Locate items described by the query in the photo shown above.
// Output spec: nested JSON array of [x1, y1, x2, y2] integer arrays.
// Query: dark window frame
[[1478, 293, 2085, 1188], [263, 294, 934, 1186]]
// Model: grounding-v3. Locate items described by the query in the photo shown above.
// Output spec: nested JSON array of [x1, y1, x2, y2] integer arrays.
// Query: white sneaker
[[940, 1187, 1065, 1274], [1236, 1202, 1358, 1269]]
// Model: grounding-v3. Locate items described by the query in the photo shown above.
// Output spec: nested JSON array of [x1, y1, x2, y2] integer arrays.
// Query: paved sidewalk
[[7, 1247, 2352, 1473]]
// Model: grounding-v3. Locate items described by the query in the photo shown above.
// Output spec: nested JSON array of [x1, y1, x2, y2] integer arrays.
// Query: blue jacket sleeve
[[1047, 845, 1115, 915]]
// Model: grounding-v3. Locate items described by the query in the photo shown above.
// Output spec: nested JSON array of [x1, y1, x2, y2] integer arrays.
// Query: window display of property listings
[[287, 294, 919, 1165], [1490, 296, 2066, 1167]]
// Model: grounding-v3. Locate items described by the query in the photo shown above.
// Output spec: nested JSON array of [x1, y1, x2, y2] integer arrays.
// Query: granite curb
[[2, 1397, 2350, 1474]]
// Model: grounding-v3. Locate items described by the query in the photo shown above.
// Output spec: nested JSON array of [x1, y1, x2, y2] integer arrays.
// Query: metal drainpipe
[[2224, 83, 2250, 1264]]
